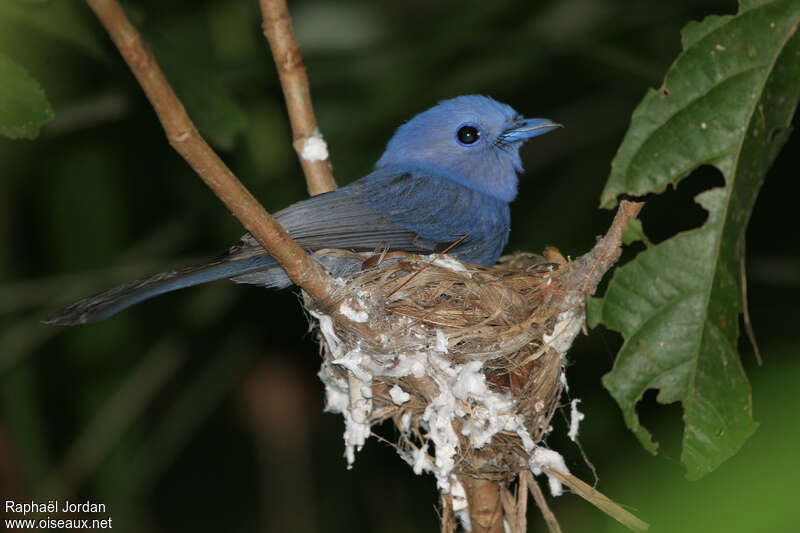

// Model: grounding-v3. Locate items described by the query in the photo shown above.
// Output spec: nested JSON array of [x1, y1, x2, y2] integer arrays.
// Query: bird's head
[[376, 95, 561, 202]]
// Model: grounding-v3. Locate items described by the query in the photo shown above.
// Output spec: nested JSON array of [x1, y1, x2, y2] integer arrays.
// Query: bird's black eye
[[456, 124, 480, 145]]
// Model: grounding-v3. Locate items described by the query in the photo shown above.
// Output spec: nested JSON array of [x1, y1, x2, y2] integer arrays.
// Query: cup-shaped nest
[[307, 248, 586, 486]]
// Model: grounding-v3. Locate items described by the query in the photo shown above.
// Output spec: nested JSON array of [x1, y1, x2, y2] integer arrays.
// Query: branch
[[85, 0, 332, 302], [523, 471, 561, 533], [583, 199, 645, 292], [545, 468, 648, 532], [556, 199, 645, 298], [258, 0, 337, 196], [459, 475, 504, 533]]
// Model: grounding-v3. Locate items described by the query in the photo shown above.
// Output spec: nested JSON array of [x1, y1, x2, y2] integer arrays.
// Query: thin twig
[[85, 0, 332, 302], [498, 480, 529, 533], [580, 199, 645, 294], [516, 469, 529, 533], [386, 234, 470, 298], [500, 486, 517, 533], [545, 468, 648, 532], [440, 491, 456, 533], [524, 471, 562, 533], [258, 0, 337, 196]]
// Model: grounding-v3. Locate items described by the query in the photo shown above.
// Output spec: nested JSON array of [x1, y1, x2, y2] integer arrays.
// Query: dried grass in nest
[[307, 248, 580, 480]]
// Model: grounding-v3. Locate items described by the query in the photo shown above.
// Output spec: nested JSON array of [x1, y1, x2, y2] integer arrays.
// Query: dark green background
[[1, 0, 798, 531]]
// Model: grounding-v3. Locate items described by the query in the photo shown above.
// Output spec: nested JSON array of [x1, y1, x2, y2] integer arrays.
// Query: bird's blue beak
[[499, 118, 563, 143]]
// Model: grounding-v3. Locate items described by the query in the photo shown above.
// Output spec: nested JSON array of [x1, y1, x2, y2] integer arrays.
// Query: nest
[[299, 204, 650, 533], [306, 247, 588, 488]]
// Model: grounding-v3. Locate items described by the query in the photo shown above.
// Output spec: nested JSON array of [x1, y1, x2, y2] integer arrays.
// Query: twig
[[545, 468, 648, 532], [258, 0, 337, 196], [459, 475, 504, 533], [85, 0, 332, 303], [581, 199, 645, 294], [524, 471, 562, 533], [440, 492, 456, 533], [516, 469, 529, 533], [385, 234, 470, 298], [499, 482, 528, 533], [549, 199, 645, 302], [500, 486, 516, 532]]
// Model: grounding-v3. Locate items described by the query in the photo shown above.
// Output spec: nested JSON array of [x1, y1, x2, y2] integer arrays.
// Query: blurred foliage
[[0, 0, 798, 532], [0, 53, 53, 139]]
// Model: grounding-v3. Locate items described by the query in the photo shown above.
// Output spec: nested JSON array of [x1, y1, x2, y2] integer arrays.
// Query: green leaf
[[0, 53, 54, 139], [592, 0, 800, 479], [621, 219, 650, 246]]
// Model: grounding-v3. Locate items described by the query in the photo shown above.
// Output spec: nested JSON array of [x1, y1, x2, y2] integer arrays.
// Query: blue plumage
[[46, 95, 561, 325]]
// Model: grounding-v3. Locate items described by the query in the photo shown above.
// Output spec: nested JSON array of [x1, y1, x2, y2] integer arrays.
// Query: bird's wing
[[226, 168, 509, 266], [225, 181, 444, 261], [348, 167, 510, 266]]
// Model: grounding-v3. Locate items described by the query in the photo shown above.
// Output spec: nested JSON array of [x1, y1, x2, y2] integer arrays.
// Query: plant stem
[[258, 0, 337, 196]]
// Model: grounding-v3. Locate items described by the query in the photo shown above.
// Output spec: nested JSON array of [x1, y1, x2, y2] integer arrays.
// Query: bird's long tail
[[44, 255, 280, 326]]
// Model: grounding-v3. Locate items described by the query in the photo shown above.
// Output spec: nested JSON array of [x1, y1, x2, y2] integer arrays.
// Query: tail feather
[[44, 256, 278, 326]]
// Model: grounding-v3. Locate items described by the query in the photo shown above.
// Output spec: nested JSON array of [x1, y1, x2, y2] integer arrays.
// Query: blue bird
[[45, 95, 561, 325]]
